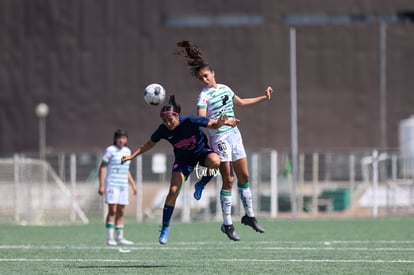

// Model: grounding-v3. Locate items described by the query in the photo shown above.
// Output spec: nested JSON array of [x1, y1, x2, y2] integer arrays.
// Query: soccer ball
[[144, 83, 166, 106]]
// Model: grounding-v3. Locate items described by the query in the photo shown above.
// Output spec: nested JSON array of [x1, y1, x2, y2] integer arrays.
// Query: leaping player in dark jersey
[[121, 94, 239, 245]]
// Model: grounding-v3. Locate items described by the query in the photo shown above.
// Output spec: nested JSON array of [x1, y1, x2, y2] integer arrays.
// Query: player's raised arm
[[197, 107, 207, 117], [234, 86, 274, 107], [121, 140, 157, 163]]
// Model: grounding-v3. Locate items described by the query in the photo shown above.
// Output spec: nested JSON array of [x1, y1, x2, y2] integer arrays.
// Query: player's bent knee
[[211, 158, 220, 169], [236, 171, 249, 183], [240, 175, 249, 183], [167, 188, 180, 201], [206, 154, 221, 169]]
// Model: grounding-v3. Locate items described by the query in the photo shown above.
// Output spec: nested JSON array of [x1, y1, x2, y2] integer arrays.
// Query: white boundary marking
[[221, 259, 414, 263], [1, 240, 413, 265], [1, 243, 414, 252], [0, 258, 413, 264]]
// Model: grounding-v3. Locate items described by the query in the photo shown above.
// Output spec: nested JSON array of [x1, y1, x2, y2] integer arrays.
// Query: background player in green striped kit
[[177, 40, 273, 241], [98, 129, 137, 246]]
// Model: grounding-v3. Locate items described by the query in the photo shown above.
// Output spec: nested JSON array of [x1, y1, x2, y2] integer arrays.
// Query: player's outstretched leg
[[159, 204, 174, 244], [241, 215, 265, 233], [193, 175, 213, 200], [238, 183, 265, 233], [220, 189, 240, 241]]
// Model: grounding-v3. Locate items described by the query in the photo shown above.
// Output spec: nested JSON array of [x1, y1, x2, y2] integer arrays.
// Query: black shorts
[[172, 148, 215, 179]]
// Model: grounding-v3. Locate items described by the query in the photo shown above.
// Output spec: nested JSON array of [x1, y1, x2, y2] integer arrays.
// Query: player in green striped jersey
[[177, 40, 273, 241], [99, 129, 137, 246]]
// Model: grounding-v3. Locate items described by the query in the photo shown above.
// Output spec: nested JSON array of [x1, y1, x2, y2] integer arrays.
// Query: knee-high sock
[[115, 225, 124, 240], [162, 205, 174, 227], [106, 222, 115, 240], [220, 190, 233, 225], [199, 175, 213, 186], [238, 183, 254, 217]]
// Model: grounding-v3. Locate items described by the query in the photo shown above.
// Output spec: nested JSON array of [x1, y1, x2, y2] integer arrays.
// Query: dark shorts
[[172, 148, 215, 179]]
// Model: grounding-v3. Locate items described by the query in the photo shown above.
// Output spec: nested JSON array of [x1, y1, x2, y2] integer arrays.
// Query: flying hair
[[176, 40, 212, 77], [160, 94, 181, 116]]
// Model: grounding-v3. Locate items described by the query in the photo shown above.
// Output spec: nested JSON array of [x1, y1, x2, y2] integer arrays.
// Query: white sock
[[106, 222, 115, 241], [238, 183, 255, 217], [115, 225, 124, 240], [220, 190, 233, 225]]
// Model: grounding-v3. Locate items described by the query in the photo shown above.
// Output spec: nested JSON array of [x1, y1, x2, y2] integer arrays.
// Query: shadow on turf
[[77, 265, 171, 269]]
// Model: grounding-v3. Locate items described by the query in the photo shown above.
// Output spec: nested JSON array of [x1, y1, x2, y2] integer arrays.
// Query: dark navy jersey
[[151, 116, 211, 161]]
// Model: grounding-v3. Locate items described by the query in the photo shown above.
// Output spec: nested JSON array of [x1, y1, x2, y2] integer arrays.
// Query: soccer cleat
[[107, 239, 117, 246], [193, 181, 205, 200], [116, 238, 134, 245], [159, 226, 170, 245], [241, 215, 265, 233], [221, 224, 240, 241]]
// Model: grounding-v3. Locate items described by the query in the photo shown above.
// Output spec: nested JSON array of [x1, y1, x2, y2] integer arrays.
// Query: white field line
[[221, 259, 414, 263], [1, 241, 413, 264], [0, 244, 413, 251], [0, 240, 413, 248], [0, 258, 413, 264]]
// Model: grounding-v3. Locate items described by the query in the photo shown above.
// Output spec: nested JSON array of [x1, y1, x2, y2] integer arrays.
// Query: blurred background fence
[[0, 150, 413, 225]]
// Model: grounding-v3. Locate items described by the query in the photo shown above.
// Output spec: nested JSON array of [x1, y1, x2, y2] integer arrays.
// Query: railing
[[0, 150, 412, 225]]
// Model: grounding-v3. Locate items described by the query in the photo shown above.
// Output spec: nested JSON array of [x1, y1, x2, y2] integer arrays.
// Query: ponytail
[[176, 40, 212, 77], [160, 94, 181, 116]]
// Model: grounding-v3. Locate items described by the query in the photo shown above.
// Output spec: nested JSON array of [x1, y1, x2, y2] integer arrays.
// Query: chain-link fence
[[0, 150, 413, 225]]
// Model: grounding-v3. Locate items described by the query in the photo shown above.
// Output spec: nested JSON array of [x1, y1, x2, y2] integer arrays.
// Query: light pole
[[35, 103, 49, 160], [35, 103, 49, 223], [289, 27, 299, 218]]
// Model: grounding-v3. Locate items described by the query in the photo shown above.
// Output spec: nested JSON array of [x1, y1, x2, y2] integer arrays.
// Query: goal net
[[0, 155, 89, 225]]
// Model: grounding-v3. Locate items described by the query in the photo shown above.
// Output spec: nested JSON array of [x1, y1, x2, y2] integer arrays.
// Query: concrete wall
[[1, 0, 414, 153]]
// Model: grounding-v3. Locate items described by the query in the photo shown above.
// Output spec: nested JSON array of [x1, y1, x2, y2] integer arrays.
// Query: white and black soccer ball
[[144, 83, 166, 106]]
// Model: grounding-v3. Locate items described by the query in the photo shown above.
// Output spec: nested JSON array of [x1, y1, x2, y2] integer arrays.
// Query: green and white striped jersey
[[102, 145, 131, 188], [197, 84, 237, 137]]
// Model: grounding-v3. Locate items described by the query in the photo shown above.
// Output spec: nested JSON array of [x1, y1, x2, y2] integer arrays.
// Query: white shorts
[[105, 186, 129, 205], [210, 128, 247, 162]]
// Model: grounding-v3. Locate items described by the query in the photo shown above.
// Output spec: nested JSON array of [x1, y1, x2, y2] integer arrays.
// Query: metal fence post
[[349, 154, 355, 191], [270, 150, 278, 218], [70, 153, 76, 223], [136, 155, 143, 222], [298, 154, 305, 213], [372, 150, 379, 217], [251, 153, 259, 217], [13, 154, 20, 224], [312, 153, 319, 215]]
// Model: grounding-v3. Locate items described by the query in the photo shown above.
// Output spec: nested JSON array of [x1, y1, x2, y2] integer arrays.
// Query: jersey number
[[221, 95, 229, 105], [217, 142, 227, 152]]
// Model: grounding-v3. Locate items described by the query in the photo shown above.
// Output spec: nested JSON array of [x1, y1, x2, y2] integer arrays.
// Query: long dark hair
[[160, 94, 181, 116], [176, 40, 213, 77]]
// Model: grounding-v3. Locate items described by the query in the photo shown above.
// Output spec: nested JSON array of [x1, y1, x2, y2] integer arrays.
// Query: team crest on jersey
[[173, 135, 197, 150]]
